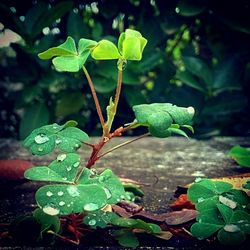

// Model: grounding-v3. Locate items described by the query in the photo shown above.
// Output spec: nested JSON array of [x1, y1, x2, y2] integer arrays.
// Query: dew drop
[[59, 201, 65, 206], [38, 147, 43, 152], [116, 198, 120, 202], [224, 224, 240, 233], [73, 162, 80, 168], [55, 138, 62, 144], [187, 106, 195, 114], [46, 191, 53, 197], [57, 154, 67, 162], [67, 186, 80, 197], [62, 177, 68, 181], [120, 195, 125, 199], [35, 134, 49, 144], [57, 191, 64, 196], [43, 205, 59, 216], [66, 166, 72, 171], [175, 7, 180, 13], [88, 219, 96, 226], [103, 188, 112, 199], [197, 197, 205, 203], [195, 177, 203, 183], [84, 203, 99, 211], [67, 204, 70, 207]]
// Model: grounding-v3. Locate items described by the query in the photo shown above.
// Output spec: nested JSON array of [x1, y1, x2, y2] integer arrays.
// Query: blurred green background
[[0, 0, 249, 139]]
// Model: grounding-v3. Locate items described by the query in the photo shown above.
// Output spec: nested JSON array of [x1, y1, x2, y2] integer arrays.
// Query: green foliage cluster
[[0, 0, 249, 138], [19, 28, 195, 247], [188, 179, 250, 245]]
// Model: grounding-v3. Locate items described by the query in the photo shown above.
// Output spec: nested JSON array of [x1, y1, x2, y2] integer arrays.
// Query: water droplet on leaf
[[34, 134, 49, 144], [197, 197, 205, 203], [67, 186, 80, 197], [84, 203, 99, 211], [73, 162, 80, 168], [195, 177, 202, 183], [57, 191, 64, 196], [88, 219, 96, 226], [59, 201, 65, 206], [219, 195, 237, 209], [38, 147, 43, 152], [66, 166, 72, 171], [46, 191, 53, 197], [57, 154, 67, 162], [62, 177, 67, 181], [43, 204, 59, 216], [55, 138, 62, 144]]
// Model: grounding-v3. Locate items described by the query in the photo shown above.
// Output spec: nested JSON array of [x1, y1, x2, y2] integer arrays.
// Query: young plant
[[188, 179, 250, 245], [22, 29, 195, 247]]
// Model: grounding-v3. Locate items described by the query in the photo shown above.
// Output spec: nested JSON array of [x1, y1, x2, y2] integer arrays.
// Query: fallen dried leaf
[[164, 209, 197, 225], [153, 230, 173, 241]]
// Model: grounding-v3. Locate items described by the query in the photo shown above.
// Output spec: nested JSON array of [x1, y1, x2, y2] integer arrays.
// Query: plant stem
[[82, 66, 105, 127], [97, 132, 150, 159], [113, 69, 123, 119]]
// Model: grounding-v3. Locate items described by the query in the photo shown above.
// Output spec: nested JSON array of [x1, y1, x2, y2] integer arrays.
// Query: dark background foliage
[[0, 0, 249, 139]]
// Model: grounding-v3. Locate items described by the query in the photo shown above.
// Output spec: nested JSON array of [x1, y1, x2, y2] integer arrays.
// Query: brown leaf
[[164, 209, 197, 225], [117, 200, 143, 214], [0, 159, 33, 180], [112, 204, 132, 218], [153, 231, 173, 241]]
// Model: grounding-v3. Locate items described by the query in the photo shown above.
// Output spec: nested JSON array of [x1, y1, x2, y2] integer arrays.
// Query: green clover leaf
[[38, 37, 97, 72], [23, 122, 89, 155], [91, 29, 147, 62], [132, 103, 195, 138]]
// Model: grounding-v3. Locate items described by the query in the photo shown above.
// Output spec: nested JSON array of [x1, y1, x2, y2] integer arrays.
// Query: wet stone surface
[[0, 137, 250, 249]]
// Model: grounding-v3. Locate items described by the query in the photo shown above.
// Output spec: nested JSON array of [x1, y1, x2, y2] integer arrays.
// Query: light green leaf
[[168, 128, 189, 138], [91, 40, 121, 60], [36, 184, 108, 215], [38, 37, 97, 72]]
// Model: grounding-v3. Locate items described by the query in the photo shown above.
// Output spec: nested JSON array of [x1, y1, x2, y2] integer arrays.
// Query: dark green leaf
[[36, 184, 108, 215], [217, 204, 233, 224], [191, 222, 222, 239], [217, 228, 246, 245], [132, 103, 195, 138], [55, 92, 85, 117], [177, 0, 207, 17], [229, 145, 250, 167], [19, 103, 50, 140], [182, 56, 213, 86], [23, 123, 89, 155], [113, 230, 139, 248], [33, 208, 60, 234]]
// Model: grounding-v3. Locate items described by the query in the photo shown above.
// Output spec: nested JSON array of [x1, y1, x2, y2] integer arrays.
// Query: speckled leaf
[[23, 123, 89, 155], [79, 168, 126, 204], [132, 103, 195, 138], [38, 37, 97, 72], [36, 184, 108, 215], [197, 207, 224, 226], [191, 222, 222, 239], [84, 210, 119, 229], [25, 153, 80, 183], [195, 196, 219, 211]]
